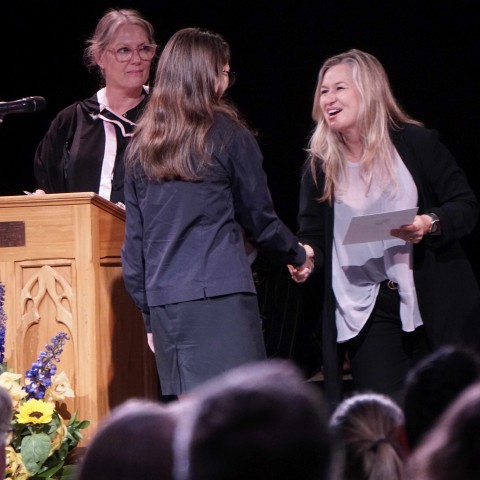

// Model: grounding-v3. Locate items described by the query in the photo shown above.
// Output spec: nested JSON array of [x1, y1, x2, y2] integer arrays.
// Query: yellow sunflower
[[15, 399, 55, 424]]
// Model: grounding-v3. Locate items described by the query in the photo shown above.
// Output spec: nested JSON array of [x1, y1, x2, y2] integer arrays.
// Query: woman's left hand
[[390, 214, 432, 244]]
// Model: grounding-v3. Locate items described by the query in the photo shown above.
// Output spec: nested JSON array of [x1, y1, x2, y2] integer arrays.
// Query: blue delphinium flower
[[0, 282, 7, 366], [24, 332, 70, 400]]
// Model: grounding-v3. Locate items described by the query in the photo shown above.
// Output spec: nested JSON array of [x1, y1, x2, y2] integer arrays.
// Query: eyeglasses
[[222, 70, 237, 88], [107, 44, 157, 62]]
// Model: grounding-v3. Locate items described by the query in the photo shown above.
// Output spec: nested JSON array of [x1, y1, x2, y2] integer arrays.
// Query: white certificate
[[342, 207, 418, 245]]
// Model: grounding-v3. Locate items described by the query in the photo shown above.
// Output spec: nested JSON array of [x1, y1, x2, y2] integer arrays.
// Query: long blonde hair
[[127, 28, 243, 181], [307, 49, 421, 202]]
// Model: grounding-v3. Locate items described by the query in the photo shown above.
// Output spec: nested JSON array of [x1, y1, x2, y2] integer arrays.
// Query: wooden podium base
[[0, 192, 158, 438]]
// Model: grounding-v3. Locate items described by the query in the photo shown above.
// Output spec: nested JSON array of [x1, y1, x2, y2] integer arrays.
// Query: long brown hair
[[127, 28, 244, 181]]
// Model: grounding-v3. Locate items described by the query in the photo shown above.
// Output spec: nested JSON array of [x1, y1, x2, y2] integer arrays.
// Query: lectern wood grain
[[0, 192, 158, 439]]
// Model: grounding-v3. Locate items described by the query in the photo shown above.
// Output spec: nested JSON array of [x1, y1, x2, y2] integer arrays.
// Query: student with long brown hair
[[122, 28, 312, 397]]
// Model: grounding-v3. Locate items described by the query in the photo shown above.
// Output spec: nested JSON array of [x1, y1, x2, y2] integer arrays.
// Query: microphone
[[0, 96, 46, 118]]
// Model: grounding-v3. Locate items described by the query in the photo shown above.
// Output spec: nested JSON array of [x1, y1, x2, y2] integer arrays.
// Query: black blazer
[[298, 123, 480, 404], [122, 114, 306, 332], [34, 92, 148, 204]]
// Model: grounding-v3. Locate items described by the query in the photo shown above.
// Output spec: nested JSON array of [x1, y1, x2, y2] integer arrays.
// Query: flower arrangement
[[0, 281, 90, 479]]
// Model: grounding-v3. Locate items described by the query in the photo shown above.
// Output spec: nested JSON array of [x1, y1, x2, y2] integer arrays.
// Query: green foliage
[[21, 433, 52, 476]]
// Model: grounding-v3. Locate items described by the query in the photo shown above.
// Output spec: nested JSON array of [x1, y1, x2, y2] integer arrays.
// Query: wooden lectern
[[0, 192, 158, 436]]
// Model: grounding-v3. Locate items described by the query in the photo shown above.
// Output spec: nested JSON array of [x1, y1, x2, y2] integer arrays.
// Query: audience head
[[403, 345, 480, 449], [0, 386, 12, 476], [330, 392, 407, 480], [174, 359, 333, 480], [408, 382, 480, 480], [75, 398, 176, 480], [84, 8, 156, 84]]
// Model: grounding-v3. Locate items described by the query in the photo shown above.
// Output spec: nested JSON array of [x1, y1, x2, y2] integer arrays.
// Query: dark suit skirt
[[150, 293, 267, 395]]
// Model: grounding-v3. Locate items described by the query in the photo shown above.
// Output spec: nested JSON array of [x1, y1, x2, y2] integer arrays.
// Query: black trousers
[[343, 281, 429, 403]]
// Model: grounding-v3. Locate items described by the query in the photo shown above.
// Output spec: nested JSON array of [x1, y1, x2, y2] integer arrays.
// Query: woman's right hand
[[23, 189, 46, 195], [288, 244, 314, 283], [147, 333, 155, 353]]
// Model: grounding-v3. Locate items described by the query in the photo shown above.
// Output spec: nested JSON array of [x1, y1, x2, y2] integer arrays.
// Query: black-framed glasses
[[222, 70, 237, 88], [107, 44, 157, 62]]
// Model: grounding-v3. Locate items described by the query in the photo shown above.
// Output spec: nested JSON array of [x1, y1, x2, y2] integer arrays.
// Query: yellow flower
[[49, 417, 68, 455], [0, 372, 27, 408], [44, 371, 75, 402], [15, 399, 54, 424], [5, 446, 30, 480]]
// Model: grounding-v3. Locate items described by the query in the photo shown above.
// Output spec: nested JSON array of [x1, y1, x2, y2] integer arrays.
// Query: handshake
[[288, 244, 314, 283]]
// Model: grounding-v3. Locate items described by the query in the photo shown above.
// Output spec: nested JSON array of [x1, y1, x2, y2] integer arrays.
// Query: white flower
[[44, 371, 75, 402], [0, 372, 27, 408]]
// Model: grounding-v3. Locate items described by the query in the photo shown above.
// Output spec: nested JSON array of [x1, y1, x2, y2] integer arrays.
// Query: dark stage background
[[1, 1, 479, 368]]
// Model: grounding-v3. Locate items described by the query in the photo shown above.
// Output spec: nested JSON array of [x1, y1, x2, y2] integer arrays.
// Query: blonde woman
[[293, 49, 479, 404], [34, 8, 156, 204]]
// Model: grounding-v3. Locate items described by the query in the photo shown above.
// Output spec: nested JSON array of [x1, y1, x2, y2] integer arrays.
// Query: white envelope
[[342, 207, 419, 245]]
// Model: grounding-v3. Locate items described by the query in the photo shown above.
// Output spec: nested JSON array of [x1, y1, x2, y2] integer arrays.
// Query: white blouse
[[96, 88, 137, 201], [333, 149, 424, 342]]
